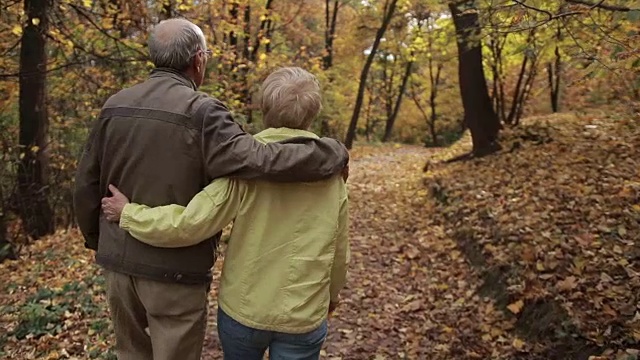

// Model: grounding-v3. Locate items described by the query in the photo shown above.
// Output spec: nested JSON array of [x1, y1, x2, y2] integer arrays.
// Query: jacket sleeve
[[330, 184, 350, 303], [73, 123, 102, 251], [119, 178, 244, 247], [198, 99, 349, 182]]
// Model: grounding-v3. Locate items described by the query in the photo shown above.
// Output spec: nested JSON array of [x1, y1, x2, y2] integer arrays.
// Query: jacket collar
[[150, 67, 197, 90], [254, 127, 319, 143]]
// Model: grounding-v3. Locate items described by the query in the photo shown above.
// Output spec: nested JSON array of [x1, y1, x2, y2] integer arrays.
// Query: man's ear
[[192, 55, 200, 72]]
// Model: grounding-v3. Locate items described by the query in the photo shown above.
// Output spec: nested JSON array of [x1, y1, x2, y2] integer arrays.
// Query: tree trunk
[[364, 81, 376, 141], [18, 0, 54, 239], [323, 0, 340, 70], [320, 0, 339, 135], [0, 185, 15, 262], [242, 4, 252, 123], [250, 0, 274, 62], [382, 58, 413, 142], [344, 0, 398, 149], [506, 29, 538, 125], [0, 210, 15, 263], [505, 55, 529, 125], [449, 1, 500, 156], [160, 0, 173, 19], [228, 1, 239, 73], [489, 33, 507, 123], [265, 18, 274, 53], [381, 56, 395, 121], [410, 84, 435, 146], [548, 24, 562, 112], [429, 63, 443, 146]]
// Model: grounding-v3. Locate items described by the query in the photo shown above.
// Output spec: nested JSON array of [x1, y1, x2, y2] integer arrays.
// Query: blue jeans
[[217, 308, 328, 360]]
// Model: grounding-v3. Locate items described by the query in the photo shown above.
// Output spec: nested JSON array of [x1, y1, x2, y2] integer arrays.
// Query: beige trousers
[[104, 270, 209, 360]]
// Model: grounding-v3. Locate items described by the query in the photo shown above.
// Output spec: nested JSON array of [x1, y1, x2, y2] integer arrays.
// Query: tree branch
[[0, 61, 84, 80], [502, 0, 636, 33], [0, 39, 21, 57], [565, 0, 639, 12], [511, 0, 591, 25], [512, 0, 554, 20], [67, 3, 147, 59]]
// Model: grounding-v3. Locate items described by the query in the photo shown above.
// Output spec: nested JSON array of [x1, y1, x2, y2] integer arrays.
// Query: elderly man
[[73, 19, 348, 360], [101, 67, 349, 360]]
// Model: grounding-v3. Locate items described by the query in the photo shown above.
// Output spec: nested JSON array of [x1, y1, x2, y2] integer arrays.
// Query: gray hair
[[260, 67, 322, 130], [148, 18, 206, 70]]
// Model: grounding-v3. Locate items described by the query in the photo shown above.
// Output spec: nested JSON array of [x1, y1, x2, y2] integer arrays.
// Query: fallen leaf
[[556, 276, 578, 292], [507, 300, 525, 315], [512, 337, 526, 351]]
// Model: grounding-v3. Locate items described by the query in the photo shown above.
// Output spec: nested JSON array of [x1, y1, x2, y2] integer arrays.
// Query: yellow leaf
[[83, 0, 92, 8], [12, 25, 22, 36], [536, 261, 545, 272], [512, 337, 525, 350], [507, 299, 524, 314], [31, 17, 40, 25], [259, 53, 267, 61]]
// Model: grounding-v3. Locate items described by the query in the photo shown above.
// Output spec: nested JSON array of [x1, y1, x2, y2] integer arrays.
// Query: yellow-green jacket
[[119, 127, 349, 333]]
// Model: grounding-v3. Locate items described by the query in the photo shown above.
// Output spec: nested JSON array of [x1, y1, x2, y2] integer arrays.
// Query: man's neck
[[151, 67, 198, 90], [183, 68, 199, 88]]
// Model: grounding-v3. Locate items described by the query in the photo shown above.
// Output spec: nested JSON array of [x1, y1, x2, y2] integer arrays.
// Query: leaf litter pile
[[1, 110, 639, 359]]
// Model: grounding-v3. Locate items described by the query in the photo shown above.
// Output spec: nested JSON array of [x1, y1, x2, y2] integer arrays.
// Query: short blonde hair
[[260, 67, 322, 130]]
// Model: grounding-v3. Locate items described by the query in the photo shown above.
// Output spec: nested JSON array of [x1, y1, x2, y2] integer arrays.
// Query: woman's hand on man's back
[[101, 184, 130, 222]]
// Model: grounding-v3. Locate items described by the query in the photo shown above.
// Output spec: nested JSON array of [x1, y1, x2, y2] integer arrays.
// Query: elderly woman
[[101, 67, 349, 360]]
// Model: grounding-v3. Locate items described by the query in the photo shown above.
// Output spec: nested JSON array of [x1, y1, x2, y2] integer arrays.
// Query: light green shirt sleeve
[[330, 184, 350, 303], [119, 178, 245, 248]]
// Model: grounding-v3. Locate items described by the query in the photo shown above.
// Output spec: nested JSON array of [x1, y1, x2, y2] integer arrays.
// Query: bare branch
[[511, 0, 589, 24], [565, 0, 639, 12], [0, 62, 85, 80], [502, 0, 634, 33], [512, 0, 553, 20], [0, 39, 21, 57], [67, 3, 147, 59]]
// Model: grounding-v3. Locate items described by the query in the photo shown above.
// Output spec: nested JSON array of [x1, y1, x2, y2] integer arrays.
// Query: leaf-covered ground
[[1, 110, 639, 359]]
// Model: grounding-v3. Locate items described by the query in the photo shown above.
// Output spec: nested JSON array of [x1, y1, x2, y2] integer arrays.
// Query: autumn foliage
[[1, 0, 640, 359]]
